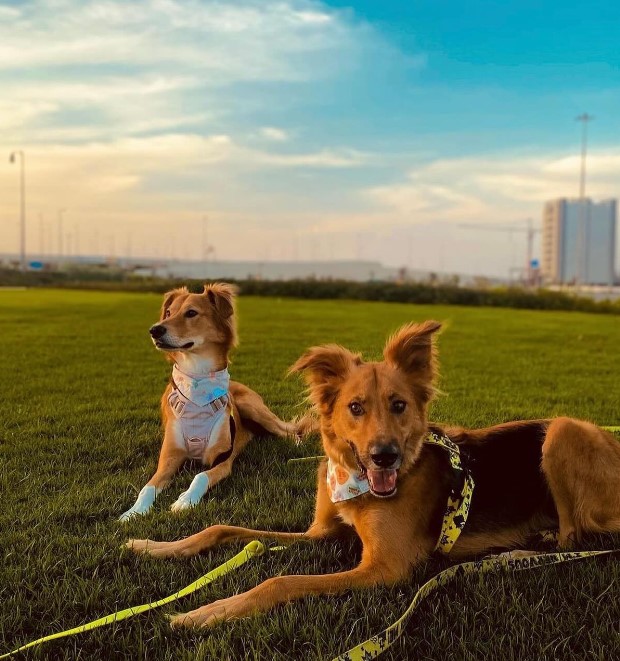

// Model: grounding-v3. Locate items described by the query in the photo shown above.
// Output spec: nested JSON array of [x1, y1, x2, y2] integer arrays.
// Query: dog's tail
[[291, 411, 320, 444]]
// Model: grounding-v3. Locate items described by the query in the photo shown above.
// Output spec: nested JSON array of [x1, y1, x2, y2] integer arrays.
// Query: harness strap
[[170, 383, 229, 418], [210, 409, 237, 469]]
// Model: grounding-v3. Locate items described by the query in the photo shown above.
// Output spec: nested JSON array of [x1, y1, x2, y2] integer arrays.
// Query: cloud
[[260, 127, 289, 142], [0, 0, 392, 144], [367, 148, 620, 225]]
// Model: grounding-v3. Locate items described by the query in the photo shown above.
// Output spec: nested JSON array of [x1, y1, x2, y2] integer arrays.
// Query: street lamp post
[[9, 150, 26, 271], [57, 208, 66, 262]]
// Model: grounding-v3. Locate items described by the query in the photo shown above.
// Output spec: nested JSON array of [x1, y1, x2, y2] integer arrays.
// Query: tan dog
[[120, 283, 302, 521], [127, 321, 620, 627]]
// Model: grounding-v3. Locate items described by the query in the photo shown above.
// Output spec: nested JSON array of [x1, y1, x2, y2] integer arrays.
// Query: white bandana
[[172, 365, 230, 407], [326, 458, 370, 503]]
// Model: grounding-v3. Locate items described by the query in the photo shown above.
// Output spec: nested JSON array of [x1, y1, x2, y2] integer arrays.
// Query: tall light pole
[[9, 150, 26, 271], [202, 215, 208, 260], [575, 113, 593, 285], [57, 208, 66, 261]]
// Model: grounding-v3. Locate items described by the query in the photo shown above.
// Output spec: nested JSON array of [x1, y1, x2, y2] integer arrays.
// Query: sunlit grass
[[0, 289, 618, 660]]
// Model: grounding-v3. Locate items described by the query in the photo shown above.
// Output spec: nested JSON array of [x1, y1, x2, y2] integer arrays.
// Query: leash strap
[[331, 549, 617, 661], [5, 428, 617, 658], [2, 544, 616, 660], [0, 541, 267, 660]]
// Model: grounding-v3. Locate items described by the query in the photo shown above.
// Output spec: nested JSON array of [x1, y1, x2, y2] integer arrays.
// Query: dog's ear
[[204, 283, 237, 319], [383, 321, 441, 401], [159, 287, 188, 320], [289, 345, 362, 413]]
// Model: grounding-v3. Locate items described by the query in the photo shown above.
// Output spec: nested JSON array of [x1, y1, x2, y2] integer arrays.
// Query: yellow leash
[[4, 428, 618, 658], [2, 545, 617, 660], [331, 548, 617, 660], [0, 540, 267, 660]]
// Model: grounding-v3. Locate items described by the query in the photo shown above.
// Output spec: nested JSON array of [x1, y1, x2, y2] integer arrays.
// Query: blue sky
[[1, 0, 618, 276]]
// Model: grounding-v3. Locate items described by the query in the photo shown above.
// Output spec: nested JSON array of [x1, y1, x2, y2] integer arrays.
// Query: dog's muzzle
[[349, 442, 402, 498], [149, 325, 194, 350]]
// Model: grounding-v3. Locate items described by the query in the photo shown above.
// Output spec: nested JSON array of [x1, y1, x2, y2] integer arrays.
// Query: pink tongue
[[367, 469, 397, 494]]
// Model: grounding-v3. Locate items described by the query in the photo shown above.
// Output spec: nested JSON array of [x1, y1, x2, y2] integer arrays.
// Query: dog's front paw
[[169, 596, 241, 628], [124, 538, 189, 558], [170, 473, 209, 512], [119, 485, 158, 522]]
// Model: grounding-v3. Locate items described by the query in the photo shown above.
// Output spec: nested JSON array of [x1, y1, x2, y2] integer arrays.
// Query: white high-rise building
[[541, 198, 616, 285]]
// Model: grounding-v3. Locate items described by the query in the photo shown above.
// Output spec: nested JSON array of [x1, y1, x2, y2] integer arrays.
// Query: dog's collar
[[325, 430, 475, 555], [172, 365, 230, 407]]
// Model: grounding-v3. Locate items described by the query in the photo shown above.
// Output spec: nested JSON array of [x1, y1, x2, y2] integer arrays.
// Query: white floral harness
[[168, 365, 231, 461]]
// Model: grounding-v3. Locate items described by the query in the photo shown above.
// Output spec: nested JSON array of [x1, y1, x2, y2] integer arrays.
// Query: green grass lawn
[[0, 288, 619, 661]]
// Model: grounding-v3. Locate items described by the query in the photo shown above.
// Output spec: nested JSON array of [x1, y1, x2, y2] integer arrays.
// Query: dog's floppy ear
[[159, 287, 188, 320], [383, 321, 441, 401], [204, 282, 237, 319], [289, 345, 362, 413]]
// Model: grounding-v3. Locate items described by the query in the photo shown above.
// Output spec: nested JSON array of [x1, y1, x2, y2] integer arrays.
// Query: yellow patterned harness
[[423, 430, 475, 555]]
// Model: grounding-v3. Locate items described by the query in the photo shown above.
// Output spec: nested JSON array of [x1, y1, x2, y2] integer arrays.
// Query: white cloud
[[368, 149, 620, 224], [0, 4, 20, 18], [0, 0, 405, 148], [260, 127, 289, 142], [0, 1, 364, 78]]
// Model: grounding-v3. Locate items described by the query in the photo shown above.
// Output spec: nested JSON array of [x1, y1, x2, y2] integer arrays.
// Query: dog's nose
[[370, 445, 400, 468], [149, 324, 167, 339]]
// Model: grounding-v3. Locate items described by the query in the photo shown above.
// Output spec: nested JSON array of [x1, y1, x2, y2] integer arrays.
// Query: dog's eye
[[164, 309, 171, 319], [391, 400, 406, 414], [349, 402, 364, 417], [184, 309, 198, 318]]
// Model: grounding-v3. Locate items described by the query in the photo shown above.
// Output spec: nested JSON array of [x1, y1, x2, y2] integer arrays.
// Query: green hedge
[[1, 268, 618, 315]]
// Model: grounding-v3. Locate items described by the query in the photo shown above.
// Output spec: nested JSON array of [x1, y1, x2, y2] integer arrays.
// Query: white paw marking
[[170, 473, 210, 511], [119, 485, 159, 522]]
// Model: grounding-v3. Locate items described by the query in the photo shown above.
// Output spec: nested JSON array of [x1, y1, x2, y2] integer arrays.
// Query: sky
[[1, 0, 619, 277]]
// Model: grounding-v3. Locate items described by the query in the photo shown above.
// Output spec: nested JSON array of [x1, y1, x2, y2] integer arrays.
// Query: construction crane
[[458, 219, 540, 285]]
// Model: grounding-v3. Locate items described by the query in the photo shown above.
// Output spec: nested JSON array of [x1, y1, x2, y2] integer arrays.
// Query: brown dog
[[127, 320, 620, 626], [120, 283, 302, 521]]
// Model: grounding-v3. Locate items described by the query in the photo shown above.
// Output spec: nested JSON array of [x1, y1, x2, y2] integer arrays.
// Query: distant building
[[541, 198, 617, 285]]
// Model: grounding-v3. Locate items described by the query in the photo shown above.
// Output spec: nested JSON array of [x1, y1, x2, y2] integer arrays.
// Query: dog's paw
[[124, 538, 188, 558], [170, 473, 209, 512], [118, 486, 158, 522], [495, 549, 538, 560], [169, 597, 239, 628]]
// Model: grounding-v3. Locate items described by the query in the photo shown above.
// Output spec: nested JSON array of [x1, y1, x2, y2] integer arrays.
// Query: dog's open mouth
[[348, 442, 398, 498], [366, 469, 398, 497], [155, 340, 195, 350]]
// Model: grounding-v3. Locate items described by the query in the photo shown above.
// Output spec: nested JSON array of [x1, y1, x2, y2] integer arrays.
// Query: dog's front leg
[[169, 555, 408, 628], [170, 410, 233, 512], [119, 421, 186, 522], [168, 492, 431, 628]]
